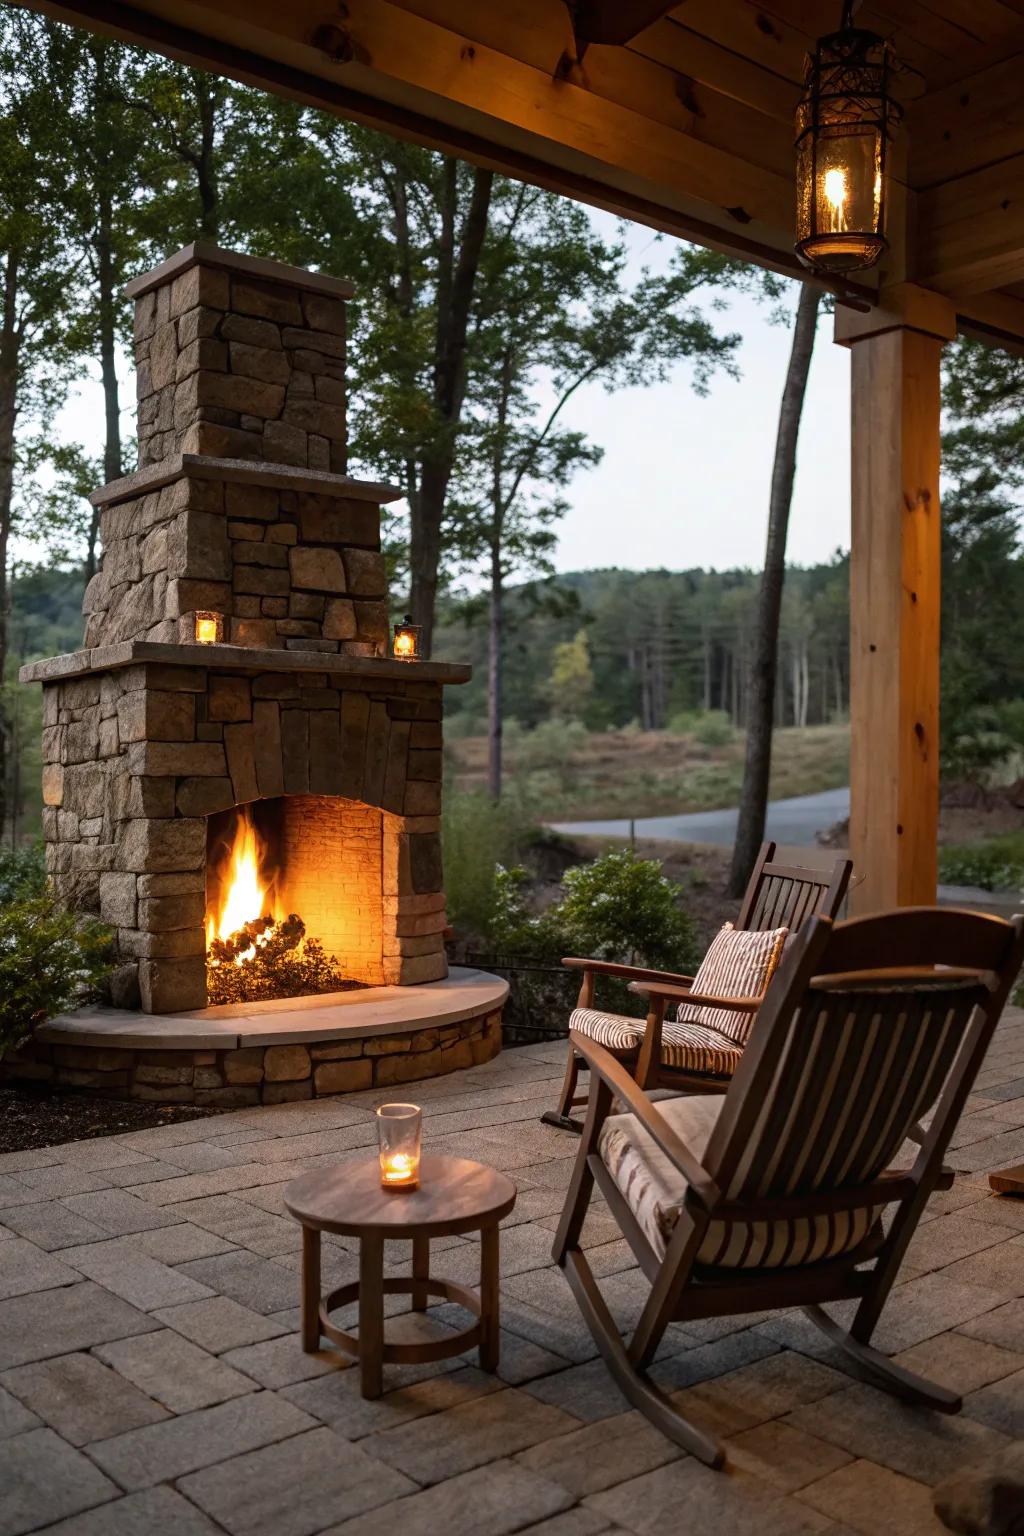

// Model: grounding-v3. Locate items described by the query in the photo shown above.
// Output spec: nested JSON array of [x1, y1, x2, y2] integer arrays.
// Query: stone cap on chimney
[[125, 242, 357, 303], [89, 455, 402, 510]]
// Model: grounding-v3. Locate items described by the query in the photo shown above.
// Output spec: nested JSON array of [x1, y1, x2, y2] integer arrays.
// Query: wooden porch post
[[835, 286, 956, 914]]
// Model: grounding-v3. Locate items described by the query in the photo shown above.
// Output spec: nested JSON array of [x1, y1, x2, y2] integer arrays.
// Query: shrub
[[938, 834, 1024, 893], [555, 848, 699, 972], [443, 791, 536, 940], [693, 710, 734, 748], [0, 893, 112, 1059]]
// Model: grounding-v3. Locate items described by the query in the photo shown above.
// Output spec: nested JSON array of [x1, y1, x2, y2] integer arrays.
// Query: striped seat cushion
[[570, 1009, 741, 1077], [569, 1008, 643, 1054], [599, 1094, 883, 1268], [676, 922, 788, 1045]]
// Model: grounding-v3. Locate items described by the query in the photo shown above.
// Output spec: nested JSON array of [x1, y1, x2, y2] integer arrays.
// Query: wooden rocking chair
[[542, 842, 852, 1131], [552, 906, 1024, 1468]]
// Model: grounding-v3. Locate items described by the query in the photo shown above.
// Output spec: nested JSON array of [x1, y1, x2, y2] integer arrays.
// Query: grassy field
[[447, 721, 851, 822]]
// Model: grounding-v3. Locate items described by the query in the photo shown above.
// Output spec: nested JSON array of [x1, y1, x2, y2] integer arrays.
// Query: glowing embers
[[205, 803, 363, 1006]]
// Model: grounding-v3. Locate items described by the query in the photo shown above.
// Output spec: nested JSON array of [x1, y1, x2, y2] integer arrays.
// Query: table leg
[[479, 1223, 500, 1373], [412, 1236, 429, 1312], [359, 1234, 385, 1399], [301, 1226, 321, 1354]]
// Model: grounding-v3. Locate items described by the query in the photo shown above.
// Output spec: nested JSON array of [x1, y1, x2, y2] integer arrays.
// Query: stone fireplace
[[22, 244, 469, 1015]]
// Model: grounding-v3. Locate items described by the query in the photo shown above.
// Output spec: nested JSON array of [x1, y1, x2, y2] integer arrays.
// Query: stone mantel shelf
[[20, 640, 471, 686], [36, 966, 508, 1051], [124, 240, 357, 303], [90, 453, 402, 508]]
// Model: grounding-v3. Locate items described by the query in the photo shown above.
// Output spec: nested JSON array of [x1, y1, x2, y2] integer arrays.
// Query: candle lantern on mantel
[[377, 1103, 422, 1189], [194, 610, 224, 645], [393, 614, 422, 662], [794, 0, 902, 275]]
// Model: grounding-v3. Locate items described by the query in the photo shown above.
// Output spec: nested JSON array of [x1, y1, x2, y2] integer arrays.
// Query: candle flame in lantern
[[207, 808, 271, 957], [823, 168, 848, 232], [394, 630, 416, 659]]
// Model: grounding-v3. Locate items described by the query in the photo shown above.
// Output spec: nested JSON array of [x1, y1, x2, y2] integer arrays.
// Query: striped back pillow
[[676, 922, 788, 1045]]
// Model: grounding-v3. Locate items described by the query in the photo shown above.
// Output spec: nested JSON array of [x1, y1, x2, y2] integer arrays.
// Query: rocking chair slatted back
[[738, 844, 852, 935]]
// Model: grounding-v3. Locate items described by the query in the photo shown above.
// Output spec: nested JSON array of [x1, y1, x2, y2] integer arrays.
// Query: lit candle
[[377, 1103, 422, 1190], [822, 167, 848, 233], [392, 615, 421, 662], [195, 611, 223, 645]]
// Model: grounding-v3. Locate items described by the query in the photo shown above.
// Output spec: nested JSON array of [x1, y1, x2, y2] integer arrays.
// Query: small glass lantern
[[393, 614, 422, 662], [194, 611, 224, 645], [377, 1102, 422, 1189], [795, 4, 901, 275]]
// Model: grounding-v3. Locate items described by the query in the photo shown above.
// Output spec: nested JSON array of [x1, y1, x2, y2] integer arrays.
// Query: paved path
[[550, 786, 851, 849], [1, 1011, 1024, 1535]]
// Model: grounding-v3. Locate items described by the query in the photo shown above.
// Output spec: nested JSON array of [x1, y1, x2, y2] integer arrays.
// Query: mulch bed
[[0, 1083, 229, 1154]]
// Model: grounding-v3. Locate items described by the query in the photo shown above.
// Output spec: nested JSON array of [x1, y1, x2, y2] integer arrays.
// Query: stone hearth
[[20, 244, 473, 1021]]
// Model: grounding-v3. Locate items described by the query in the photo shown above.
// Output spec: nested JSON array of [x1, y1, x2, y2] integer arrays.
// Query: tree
[[452, 193, 744, 795], [729, 281, 821, 896], [546, 630, 595, 722], [0, 11, 84, 834]]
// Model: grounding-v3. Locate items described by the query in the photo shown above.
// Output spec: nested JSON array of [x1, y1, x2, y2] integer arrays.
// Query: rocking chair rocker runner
[[543, 843, 852, 1131], [551, 906, 1024, 1468]]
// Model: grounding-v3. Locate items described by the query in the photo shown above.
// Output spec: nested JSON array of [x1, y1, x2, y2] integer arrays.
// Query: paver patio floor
[[2, 1012, 1024, 1535]]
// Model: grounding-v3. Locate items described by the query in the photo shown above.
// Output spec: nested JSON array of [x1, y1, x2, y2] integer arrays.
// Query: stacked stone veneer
[[132, 241, 351, 471], [22, 243, 472, 1020], [83, 457, 392, 656], [6, 1009, 503, 1106]]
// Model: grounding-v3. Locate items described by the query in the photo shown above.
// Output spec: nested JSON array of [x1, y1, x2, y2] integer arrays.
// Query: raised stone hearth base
[[2, 967, 507, 1106]]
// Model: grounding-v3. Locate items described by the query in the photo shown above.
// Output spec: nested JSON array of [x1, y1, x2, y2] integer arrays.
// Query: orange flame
[[206, 808, 275, 954]]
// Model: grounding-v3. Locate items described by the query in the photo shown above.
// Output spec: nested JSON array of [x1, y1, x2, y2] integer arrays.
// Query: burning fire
[[206, 807, 276, 956]]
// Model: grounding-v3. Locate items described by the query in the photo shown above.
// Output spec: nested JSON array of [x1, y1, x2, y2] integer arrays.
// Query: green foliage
[[0, 842, 46, 903], [0, 889, 112, 1058], [938, 833, 1024, 893], [556, 849, 698, 971], [442, 791, 536, 939], [692, 710, 734, 748]]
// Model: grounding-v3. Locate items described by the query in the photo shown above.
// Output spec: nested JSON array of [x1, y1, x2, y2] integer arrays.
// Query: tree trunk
[[409, 162, 494, 654], [0, 252, 20, 839], [195, 75, 220, 239], [728, 282, 821, 897], [89, 170, 121, 580], [487, 540, 503, 800]]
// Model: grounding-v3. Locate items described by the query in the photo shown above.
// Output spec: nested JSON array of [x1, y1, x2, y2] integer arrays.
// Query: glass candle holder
[[377, 1103, 422, 1190]]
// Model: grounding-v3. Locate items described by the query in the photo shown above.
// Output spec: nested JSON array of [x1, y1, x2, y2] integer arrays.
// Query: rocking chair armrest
[[562, 958, 697, 987], [627, 981, 763, 1014], [569, 1029, 721, 1208]]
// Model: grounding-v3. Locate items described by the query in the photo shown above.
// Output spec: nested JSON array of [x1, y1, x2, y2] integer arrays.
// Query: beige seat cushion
[[676, 923, 788, 1044], [570, 1009, 742, 1078], [599, 1094, 882, 1267]]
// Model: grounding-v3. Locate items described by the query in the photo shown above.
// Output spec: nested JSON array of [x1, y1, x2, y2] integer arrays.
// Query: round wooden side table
[[284, 1154, 517, 1398]]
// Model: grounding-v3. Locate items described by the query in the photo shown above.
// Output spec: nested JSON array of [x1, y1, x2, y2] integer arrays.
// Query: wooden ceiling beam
[[917, 153, 1024, 293], [569, 0, 679, 48], [908, 50, 1024, 188]]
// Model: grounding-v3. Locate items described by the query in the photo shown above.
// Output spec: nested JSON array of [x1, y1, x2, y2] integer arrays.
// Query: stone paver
[[29, 1486, 222, 1535], [0, 1239, 81, 1301], [324, 1459, 573, 1536], [178, 1428, 414, 1536], [0, 1025, 1022, 1534], [0, 1427, 117, 1536], [151, 1296, 288, 1352], [86, 1391, 317, 1490], [0, 1353, 168, 1445], [94, 1330, 258, 1413], [0, 1283, 157, 1370]]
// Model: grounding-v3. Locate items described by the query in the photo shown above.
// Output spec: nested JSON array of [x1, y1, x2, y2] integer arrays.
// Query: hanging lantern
[[392, 614, 422, 662], [795, 3, 901, 274]]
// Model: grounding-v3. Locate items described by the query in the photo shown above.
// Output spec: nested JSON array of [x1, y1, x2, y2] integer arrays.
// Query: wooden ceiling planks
[[19, 0, 1024, 326]]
